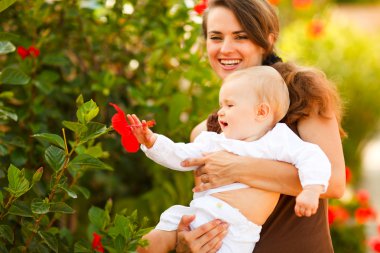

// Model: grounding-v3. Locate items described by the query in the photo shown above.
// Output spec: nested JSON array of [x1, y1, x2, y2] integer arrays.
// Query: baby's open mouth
[[219, 121, 228, 127]]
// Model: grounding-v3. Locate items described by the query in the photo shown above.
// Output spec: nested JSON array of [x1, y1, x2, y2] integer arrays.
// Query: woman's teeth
[[220, 59, 241, 65]]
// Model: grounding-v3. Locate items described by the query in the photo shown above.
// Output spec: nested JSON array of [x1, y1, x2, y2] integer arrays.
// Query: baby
[[129, 66, 331, 253]]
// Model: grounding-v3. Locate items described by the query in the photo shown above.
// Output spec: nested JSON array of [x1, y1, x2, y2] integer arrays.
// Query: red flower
[[194, 0, 208, 15], [369, 236, 380, 252], [92, 233, 104, 253], [28, 46, 40, 57], [356, 189, 370, 205], [328, 205, 350, 225], [355, 207, 376, 224], [345, 166, 352, 184], [109, 103, 156, 153], [17, 46, 30, 59], [308, 20, 324, 39], [17, 45, 40, 60], [268, 0, 281, 5], [293, 0, 312, 9]]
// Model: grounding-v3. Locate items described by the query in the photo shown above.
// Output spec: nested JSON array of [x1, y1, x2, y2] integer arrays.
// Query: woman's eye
[[236, 35, 248, 40], [210, 36, 222, 41]]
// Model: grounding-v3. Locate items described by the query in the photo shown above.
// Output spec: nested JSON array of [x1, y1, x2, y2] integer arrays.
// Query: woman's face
[[206, 6, 266, 80]]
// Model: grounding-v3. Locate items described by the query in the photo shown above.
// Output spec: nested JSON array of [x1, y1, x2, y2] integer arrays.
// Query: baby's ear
[[256, 103, 271, 121]]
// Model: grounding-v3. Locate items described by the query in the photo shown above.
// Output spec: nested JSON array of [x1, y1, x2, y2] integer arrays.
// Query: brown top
[[206, 113, 334, 253], [253, 195, 333, 253]]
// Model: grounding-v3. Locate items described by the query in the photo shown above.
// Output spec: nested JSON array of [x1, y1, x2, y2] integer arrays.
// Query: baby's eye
[[227, 104, 234, 108]]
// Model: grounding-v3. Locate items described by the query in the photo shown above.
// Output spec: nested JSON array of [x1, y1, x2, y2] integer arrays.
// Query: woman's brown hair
[[204, 0, 345, 136]]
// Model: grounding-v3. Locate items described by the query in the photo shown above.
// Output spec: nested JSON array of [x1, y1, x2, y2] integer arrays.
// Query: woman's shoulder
[[190, 119, 207, 142]]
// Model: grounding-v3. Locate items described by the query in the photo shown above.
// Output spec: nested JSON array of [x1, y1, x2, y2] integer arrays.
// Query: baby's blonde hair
[[224, 66, 290, 123]]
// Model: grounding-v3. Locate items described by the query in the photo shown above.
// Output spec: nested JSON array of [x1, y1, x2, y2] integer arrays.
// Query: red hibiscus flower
[[194, 0, 208, 15], [109, 103, 155, 153], [92, 232, 104, 253]]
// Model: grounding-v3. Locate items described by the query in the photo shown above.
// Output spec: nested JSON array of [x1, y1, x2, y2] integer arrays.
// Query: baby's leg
[[137, 229, 176, 253]]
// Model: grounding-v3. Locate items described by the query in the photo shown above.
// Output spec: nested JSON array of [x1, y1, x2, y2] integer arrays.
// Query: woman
[[175, 0, 346, 252]]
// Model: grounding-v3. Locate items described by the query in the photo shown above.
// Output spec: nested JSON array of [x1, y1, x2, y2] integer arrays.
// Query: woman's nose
[[220, 38, 234, 54]]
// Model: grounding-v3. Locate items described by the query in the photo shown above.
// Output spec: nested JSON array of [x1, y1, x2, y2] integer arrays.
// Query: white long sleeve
[[141, 132, 222, 171], [141, 123, 331, 193]]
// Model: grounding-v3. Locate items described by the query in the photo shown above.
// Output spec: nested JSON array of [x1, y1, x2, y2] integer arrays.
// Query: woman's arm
[[189, 111, 345, 198]]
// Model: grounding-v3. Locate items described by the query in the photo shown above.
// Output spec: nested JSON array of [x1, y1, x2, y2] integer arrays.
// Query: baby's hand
[[294, 185, 323, 217], [126, 114, 156, 148]]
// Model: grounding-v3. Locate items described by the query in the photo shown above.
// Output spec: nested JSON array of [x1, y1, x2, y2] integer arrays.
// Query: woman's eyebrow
[[208, 30, 246, 35]]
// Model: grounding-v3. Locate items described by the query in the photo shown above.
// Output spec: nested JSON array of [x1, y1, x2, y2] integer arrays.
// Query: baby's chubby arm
[[269, 124, 331, 217], [127, 114, 210, 172]]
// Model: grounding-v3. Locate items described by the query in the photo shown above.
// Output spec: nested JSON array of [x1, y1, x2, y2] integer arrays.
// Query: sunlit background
[[0, 0, 379, 252]]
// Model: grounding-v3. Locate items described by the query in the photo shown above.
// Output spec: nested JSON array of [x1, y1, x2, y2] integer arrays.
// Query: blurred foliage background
[[1, 0, 380, 252]]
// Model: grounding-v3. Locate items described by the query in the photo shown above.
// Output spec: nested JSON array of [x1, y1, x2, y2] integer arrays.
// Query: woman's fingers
[[181, 157, 206, 167], [196, 221, 228, 252], [193, 183, 212, 192], [176, 218, 228, 253]]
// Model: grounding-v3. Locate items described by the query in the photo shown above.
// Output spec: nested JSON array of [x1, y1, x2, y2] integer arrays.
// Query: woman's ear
[[256, 103, 271, 121]]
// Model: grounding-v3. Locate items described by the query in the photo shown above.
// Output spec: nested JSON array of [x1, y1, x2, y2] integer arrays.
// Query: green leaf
[[88, 206, 109, 230], [62, 121, 88, 135], [0, 225, 13, 244], [79, 122, 108, 144], [31, 199, 50, 214], [42, 54, 70, 66], [58, 184, 77, 199], [0, 41, 15, 55], [0, 67, 30, 85], [8, 201, 33, 217], [72, 185, 90, 199], [76, 99, 99, 124], [108, 214, 130, 239], [33, 133, 65, 149], [49, 202, 75, 214], [0, 0, 17, 13], [0, 106, 18, 121], [45, 146, 65, 172], [68, 154, 113, 174], [5, 165, 30, 198], [114, 235, 126, 252], [76, 94, 84, 108], [38, 231, 58, 253], [74, 239, 92, 253], [0, 244, 7, 253], [0, 32, 20, 42], [0, 191, 3, 207], [32, 167, 43, 185]]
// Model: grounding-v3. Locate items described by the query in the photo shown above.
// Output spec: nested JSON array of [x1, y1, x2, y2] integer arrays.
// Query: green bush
[[1, 0, 379, 252]]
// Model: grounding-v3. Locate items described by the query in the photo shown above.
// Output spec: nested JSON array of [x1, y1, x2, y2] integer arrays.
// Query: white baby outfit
[[141, 123, 331, 253]]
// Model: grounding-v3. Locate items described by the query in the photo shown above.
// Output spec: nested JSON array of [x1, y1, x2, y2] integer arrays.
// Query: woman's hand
[[181, 151, 241, 192], [176, 215, 228, 253]]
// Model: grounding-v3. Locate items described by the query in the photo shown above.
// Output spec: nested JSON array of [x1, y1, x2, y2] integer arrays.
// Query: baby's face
[[217, 79, 259, 140]]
